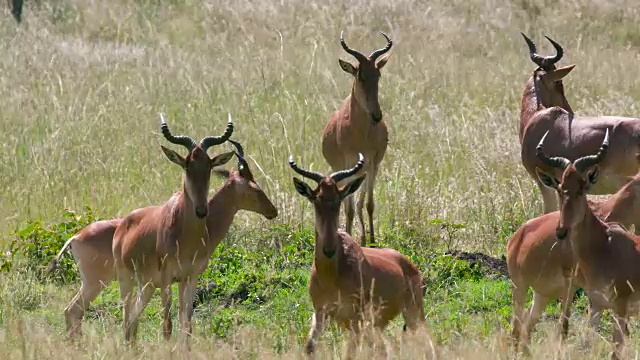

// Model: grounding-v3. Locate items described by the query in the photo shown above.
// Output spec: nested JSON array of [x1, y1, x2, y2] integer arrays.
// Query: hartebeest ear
[[161, 145, 186, 168], [339, 59, 357, 76], [543, 64, 576, 82], [293, 177, 314, 199], [535, 167, 560, 190], [339, 175, 366, 200], [376, 53, 391, 70], [587, 166, 600, 186], [210, 151, 235, 168]]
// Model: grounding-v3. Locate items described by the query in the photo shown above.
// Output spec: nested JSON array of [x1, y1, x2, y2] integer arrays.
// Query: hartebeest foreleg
[[365, 164, 379, 244], [305, 311, 327, 354], [178, 278, 198, 340], [160, 285, 173, 340]]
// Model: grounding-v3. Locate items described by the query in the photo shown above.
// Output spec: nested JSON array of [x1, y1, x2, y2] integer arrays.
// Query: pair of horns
[[160, 113, 234, 153], [521, 33, 564, 70], [536, 129, 610, 173], [227, 139, 250, 171], [341, 31, 392, 63], [289, 153, 365, 184]]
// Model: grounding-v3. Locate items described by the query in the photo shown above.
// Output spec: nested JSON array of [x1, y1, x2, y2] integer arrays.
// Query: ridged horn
[[574, 129, 610, 173], [199, 113, 234, 152], [330, 153, 365, 183], [289, 155, 324, 183], [535, 131, 571, 170], [370, 32, 393, 61], [160, 114, 196, 151]]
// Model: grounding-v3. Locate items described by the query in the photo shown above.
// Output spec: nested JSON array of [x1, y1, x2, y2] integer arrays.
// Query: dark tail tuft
[[46, 258, 59, 276]]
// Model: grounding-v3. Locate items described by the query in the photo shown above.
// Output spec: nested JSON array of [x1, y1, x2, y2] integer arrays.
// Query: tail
[[46, 235, 76, 275]]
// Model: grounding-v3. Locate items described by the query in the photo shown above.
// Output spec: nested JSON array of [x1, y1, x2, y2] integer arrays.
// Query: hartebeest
[[534, 128, 640, 358], [321, 31, 392, 245], [519, 33, 640, 214], [507, 173, 640, 350], [289, 153, 425, 357], [50, 139, 278, 339], [111, 114, 235, 344]]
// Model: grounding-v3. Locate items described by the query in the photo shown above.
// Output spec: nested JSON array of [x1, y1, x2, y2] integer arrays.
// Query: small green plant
[[5, 207, 101, 284], [430, 218, 466, 251]]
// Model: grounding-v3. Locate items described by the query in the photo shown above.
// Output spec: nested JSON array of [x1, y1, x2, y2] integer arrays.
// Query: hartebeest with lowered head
[[289, 153, 425, 357], [50, 139, 278, 340], [112, 114, 235, 345], [507, 172, 640, 351], [519, 33, 640, 214], [321, 31, 392, 245], [535, 128, 640, 359]]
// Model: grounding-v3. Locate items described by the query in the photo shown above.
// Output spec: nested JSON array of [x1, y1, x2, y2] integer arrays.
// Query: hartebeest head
[[338, 31, 393, 123], [289, 153, 366, 258], [535, 129, 610, 239], [521, 33, 575, 112], [212, 139, 278, 219], [160, 113, 235, 219]]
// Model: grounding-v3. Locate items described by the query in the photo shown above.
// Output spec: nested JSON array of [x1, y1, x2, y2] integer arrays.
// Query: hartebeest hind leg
[[64, 280, 108, 338], [344, 194, 356, 236], [160, 285, 173, 340], [127, 283, 156, 342], [365, 165, 379, 244], [538, 179, 559, 214]]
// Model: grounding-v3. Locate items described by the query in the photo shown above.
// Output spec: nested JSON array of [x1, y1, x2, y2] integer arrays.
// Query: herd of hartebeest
[[22, 27, 640, 358]]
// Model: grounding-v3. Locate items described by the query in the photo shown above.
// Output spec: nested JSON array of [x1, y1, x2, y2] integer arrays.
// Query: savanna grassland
[[1, 0, 640, 358]]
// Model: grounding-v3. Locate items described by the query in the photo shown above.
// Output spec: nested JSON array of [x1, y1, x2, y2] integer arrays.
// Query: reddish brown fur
[[290, 157, 425, 357], [507, 173, 640, 349], [519, 37, 640, 214], [55, 158, 277, 340], [531, 131, 640, 358], [321, 32, 392, 245]]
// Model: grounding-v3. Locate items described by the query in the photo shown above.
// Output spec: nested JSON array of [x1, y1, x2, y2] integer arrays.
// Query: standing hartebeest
[[534, 128, 640, 359], [289, 153, 426, 358], [111, 114, 235, 345], [519, 33, 640, 214], [321, 31, 392, 245], [49, 139, 278, 340], [508, 171, 640, 351]]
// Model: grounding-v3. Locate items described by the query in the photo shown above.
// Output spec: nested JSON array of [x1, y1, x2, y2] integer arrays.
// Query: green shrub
[[4, 207, 101, 284]]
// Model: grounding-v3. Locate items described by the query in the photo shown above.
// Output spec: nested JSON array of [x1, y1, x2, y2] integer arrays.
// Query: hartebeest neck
[[519, 76, 573, 142], [205, 182, 239, 253], [568, 199, 609, 263], [347, 92, 375, 130], [178, 188, 208, 238]]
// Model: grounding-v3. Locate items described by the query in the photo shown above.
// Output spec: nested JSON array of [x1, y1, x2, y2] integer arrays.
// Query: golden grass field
[[1, 0, 640, 358]]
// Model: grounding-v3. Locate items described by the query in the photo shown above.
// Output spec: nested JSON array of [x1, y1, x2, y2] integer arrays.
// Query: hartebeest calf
[[534, 128, 640, 359], [519, 33, 640, 214], [289, 153, 425, 357], [508, 173, 640, 350], [321, 31, 392, 245], [50, 139, 277, 339], [111, 114, 235, 344]]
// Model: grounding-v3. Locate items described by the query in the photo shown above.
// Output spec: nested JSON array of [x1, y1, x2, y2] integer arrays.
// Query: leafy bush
[[425, 253, 486, 290], [4, 207, 101, 284]]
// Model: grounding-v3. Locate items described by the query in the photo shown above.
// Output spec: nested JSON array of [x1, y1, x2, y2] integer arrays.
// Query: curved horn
[[370, 31, 393, 61], [289, 155, 324, 183], [228, 139, 249, 170], [340, 31, 368, 63], [160, 113, 196, 151], [200, 113, 234, 152], [535, 131, 571, 170], [521, 33, 564, 69], [574, 129, 610, 173], [330, 153, 365, 183]]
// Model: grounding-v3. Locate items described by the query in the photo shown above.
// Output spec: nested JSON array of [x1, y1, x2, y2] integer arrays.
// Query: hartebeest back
[[51, 139, 277, 340], [534, 128, 640, 359], [321, 31, 392, 245], [112, 114, 234, 345], [289, 153, 425, 357], [507, 172, 640, 351], [518, 33, 640, 214]]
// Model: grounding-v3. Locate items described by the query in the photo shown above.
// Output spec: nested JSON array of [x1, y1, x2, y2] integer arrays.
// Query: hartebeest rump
[[321, 31, 392, 245], [535, 128, 640, 359], [519, 33, 640, 214], [507, 173, 640, 350], [289, 153, 425, 357], [112, 114, 234, 344], [50, 139, 277, 339]]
